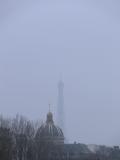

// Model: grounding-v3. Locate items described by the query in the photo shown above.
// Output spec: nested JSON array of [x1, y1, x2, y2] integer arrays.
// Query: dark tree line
[[0, 114, 42, 160]]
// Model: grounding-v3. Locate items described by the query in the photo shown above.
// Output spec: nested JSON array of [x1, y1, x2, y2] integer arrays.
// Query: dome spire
[[49, 103, 51, 112]]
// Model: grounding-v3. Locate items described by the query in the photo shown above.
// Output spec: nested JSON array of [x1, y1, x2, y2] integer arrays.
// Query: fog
[[0, 0, 120, 146]]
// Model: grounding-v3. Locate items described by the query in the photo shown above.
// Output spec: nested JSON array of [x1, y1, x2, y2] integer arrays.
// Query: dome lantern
[[46, 112, 54, 124]]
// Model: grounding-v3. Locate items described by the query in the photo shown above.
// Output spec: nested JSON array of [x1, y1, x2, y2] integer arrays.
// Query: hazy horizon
[[0, 0, 120, 146]]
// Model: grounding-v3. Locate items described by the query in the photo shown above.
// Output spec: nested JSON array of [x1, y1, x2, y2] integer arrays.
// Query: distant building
[[113, 146, 120, 150], [57, 80, 65, 135]]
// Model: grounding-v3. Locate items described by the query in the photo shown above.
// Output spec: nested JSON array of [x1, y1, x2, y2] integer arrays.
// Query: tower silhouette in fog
[[57, 80, 65, 135]]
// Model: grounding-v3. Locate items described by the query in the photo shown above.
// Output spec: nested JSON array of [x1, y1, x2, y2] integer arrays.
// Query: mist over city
[[0, 2, 120, 159]]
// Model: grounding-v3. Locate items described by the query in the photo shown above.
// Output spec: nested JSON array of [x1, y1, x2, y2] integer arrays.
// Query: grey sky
[[0, 0, 120, 146]]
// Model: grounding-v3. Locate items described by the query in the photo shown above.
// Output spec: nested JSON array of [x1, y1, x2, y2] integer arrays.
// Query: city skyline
[[0, 0, 120, 146]]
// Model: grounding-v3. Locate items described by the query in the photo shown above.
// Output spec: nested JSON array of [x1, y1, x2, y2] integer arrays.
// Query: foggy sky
[[0, 0, 120, 146]]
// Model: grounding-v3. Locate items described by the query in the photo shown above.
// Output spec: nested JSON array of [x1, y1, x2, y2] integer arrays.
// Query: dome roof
[[36, 112, 64, 144], [36, 123, 64, 138]]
